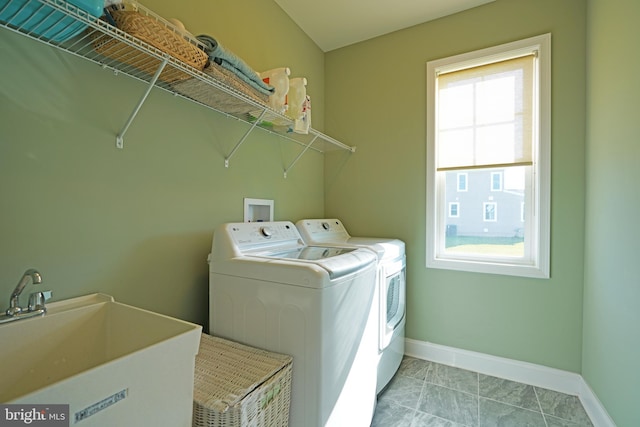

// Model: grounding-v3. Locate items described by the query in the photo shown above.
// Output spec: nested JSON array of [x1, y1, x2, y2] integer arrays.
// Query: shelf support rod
[[116, 58, 168, 149], [283, 134, 319, 178], [225, 108, 267, 168]]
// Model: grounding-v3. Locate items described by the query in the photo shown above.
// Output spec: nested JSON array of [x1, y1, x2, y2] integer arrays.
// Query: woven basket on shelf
[[89, 9, 208, 83], [173, 62, 270, 115], [192, 334, 292, 427]]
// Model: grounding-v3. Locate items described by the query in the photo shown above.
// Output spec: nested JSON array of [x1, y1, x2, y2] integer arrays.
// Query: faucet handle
[[28, 290, 52, 312]]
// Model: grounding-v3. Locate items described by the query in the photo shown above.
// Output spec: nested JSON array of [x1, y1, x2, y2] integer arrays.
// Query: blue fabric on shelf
[[197, 35, 274, 96]]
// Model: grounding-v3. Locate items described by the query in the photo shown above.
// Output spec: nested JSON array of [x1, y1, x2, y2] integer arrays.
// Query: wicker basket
[[173, 62, 270, 115], [193, 334, 292, 427], [89, 4, 208, 83]]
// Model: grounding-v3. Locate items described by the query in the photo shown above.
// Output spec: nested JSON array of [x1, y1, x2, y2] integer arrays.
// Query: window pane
[[439, 129, 475, 168], [476, 123, 517, 165], [439, 84, 474, 129], [476, 76, 515, 124]]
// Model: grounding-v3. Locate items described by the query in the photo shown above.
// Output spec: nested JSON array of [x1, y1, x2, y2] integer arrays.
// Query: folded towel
[[197, 34, 219, 52], [197, 34, 274, 96]]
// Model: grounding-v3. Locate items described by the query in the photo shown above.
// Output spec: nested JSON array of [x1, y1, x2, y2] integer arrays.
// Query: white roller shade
[[436, 54, 535, 171]]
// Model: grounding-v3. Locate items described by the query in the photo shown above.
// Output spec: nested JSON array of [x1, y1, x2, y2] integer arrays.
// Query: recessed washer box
[[243, 198, 274, 222]]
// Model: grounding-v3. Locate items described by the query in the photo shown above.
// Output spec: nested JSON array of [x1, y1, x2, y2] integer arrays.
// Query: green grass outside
[[445, 236, 524, 256]]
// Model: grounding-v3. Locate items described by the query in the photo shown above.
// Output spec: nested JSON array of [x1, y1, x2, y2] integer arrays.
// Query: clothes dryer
[[296, 219, 406, 393], [208, 221, 379, 427]]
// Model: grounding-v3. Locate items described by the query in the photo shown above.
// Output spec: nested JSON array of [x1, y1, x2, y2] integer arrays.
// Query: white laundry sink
[[0, 293, 202, 426]]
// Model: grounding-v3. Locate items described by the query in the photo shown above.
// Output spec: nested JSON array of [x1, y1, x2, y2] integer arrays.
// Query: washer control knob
[[322, 222, 330, 230], [260, 226, 273, 238]]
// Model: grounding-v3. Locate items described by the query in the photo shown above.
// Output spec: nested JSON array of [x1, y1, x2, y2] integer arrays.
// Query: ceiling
[[273, 0, 495, 52]]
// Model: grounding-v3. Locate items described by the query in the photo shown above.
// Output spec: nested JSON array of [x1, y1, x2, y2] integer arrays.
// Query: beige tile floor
[[372, 356, 593, 426]]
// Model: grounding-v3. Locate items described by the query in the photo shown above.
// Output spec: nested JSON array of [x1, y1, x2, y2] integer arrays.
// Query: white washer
[[296, 219, 406, 393], [208, 221, 379, 427]]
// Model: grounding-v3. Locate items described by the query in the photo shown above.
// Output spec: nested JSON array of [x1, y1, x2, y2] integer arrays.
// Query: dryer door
[[380, 256, 406, 350]]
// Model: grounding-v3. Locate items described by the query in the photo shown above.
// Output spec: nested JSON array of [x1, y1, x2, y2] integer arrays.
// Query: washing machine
[[296, 219, 406, 394], [208, 221, 379, 427]]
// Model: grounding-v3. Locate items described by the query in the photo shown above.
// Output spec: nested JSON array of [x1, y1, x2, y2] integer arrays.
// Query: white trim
[[404, 338, 616, 427], [579, 379, 618, 427]]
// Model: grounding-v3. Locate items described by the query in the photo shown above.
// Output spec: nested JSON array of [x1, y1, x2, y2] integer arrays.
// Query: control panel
[[227, 221, 302, 249], [296, 219, 351, 243]]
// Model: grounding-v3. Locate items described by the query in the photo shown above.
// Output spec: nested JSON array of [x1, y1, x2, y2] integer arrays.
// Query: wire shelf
[[0, 0, 355, 174]]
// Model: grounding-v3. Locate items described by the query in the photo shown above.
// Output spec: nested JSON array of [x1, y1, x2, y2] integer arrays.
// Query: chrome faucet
[[1, 269, 51, 324], [7, 268, 42, 316]]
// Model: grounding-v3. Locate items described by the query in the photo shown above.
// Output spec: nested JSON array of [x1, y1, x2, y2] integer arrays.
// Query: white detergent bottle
[[294, 95, 311, 134], [285, 77, 307, 120], [260, 67, 290, 114]]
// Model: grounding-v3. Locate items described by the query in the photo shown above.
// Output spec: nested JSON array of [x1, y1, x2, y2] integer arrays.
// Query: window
[[426, 34, 551, 278], [483, 202, 497, 222], [491, 172, 503, 191], [457, 173, 468, 191], [449, 202, 460, 218]]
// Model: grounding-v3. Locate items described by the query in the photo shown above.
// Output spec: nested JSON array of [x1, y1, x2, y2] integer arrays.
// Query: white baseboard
[[577, 378, 618, 427], [404, 338, 616, 427]]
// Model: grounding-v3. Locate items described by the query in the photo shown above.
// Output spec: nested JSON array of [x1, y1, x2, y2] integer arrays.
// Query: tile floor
[[371, 356, 594, 427]]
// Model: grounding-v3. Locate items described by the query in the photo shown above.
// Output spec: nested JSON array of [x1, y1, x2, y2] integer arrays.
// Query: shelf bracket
[[283, 134, 319, 178], [116, 58, 168, 149], [224, 108, 268, 167]]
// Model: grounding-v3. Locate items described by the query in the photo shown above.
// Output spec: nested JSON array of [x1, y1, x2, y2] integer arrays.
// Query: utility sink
[[0, 293, 202, 426]]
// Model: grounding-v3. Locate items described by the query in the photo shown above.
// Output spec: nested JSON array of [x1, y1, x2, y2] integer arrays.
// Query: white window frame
[[426, 34, 551, 278]]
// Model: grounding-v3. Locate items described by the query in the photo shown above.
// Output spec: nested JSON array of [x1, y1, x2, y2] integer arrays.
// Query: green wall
[[3, 0, 637, 422], [583, 0, 640, 425], [0, 0, 326, 327], [325, 0, 587, 373]]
